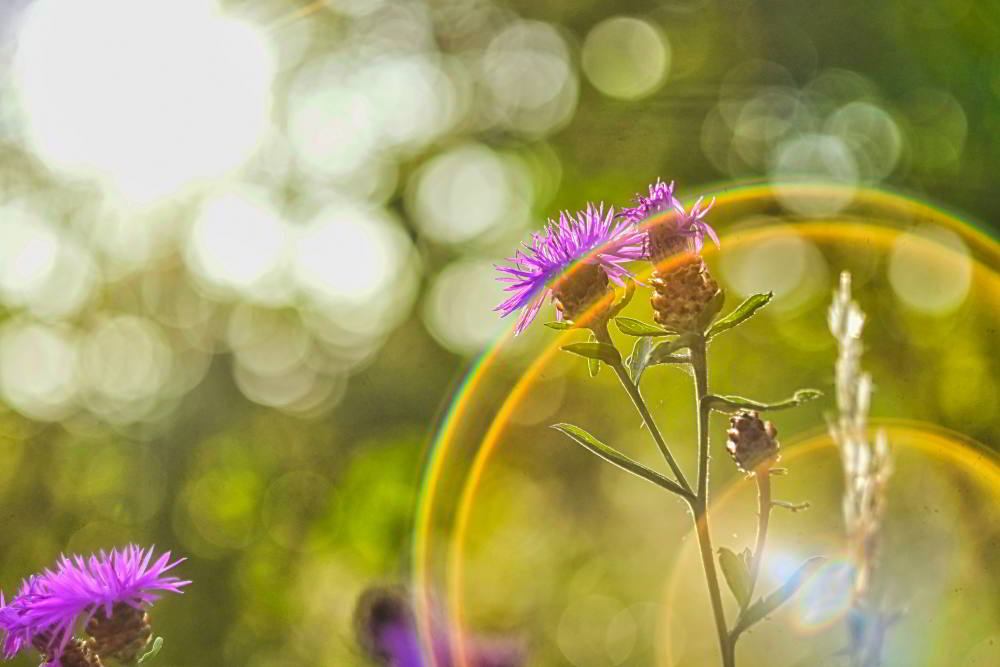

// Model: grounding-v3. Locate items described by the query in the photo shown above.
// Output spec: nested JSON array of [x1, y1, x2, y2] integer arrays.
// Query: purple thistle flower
[[621, 179, 720, 255], [0, 545, 189, 663], [494, 203, 645, 334], [618, 178, 680, 224]]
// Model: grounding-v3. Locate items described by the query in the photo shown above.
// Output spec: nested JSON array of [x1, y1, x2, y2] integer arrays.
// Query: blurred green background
[[0, 0, 996, 665]]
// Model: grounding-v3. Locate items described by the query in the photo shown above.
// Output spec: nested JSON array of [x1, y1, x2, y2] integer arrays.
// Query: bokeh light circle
[[582, 17, 670, 100], [13, 0, 275, 201]]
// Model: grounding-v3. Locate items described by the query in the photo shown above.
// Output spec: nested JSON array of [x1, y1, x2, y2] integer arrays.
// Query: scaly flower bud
[[649, 253, 722, 332], [86, 603, 151, 663], [726, 410, 780, 474], [551, 262, 612, 324], [53, 638, 103, 667], [622, 183, 723, 332]]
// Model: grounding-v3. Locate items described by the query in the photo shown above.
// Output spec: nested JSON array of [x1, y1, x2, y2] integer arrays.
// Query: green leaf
[[698, 288, 727, 330], [626, 337, 655, 384], [735, 557, 826, 635], [587, 334, 602, 376], [706, 292, 773, 338], [719, 547, 752, 609], [614, 317, 674, 337], [138, 637, 164, 665], [648, 334, 697, 365], [552, 423, 687, 497], [544, 321, 573, 330], [561, 341, 621, 365], [588, 356, 601, 377], [706, 389, 823, 413]]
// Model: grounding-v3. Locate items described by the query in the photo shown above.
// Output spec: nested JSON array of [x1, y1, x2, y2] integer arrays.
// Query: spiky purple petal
[[494, 203, 644, 334], [0, 546, 189, 663], [618, 178, 680, 224], [621, 179, 720, 255]]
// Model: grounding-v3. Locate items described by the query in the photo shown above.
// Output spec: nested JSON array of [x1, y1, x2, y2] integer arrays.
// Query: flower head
[[621, 179, 720, 259], [619, 178, 680, 224], [0, 546, 189, 664], [495, 203, 644, 334]]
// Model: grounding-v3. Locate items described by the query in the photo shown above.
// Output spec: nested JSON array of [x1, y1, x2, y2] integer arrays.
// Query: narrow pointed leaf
[[544, 321, 573, 330], [706, 292, 773, 338], [552, 423, 687, 497], [719, 547, 752, 609], [698, 288, 727, 330], [735, 557, 826, 635], [561, 341, 621, 365], [648, 334, 697, 365], [588, 333, 602, 376], [614, 317, 674, 337], [627, 337, 655, 384], [706, 389, 823, 413]]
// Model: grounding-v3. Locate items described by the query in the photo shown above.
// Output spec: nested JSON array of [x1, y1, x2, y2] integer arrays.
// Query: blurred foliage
[[0, 1, 996, 666]]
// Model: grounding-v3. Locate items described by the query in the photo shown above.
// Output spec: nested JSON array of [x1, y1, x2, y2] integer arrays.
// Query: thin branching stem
[[746, 473, 772, 603], [690, 335, 736, 667], [592, 321, 694, 498]]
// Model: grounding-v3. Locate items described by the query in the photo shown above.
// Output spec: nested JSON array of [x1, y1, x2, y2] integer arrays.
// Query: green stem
[[690, 336, 735, 667], [746, 473, 772, 603], [593, 322, 693, 498]]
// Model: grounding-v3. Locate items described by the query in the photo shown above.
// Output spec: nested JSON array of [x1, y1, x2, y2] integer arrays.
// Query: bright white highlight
[[0, 320, 78, 421], [295, 204, 409, 308], [187, 187, 288, 295], [0, 204, 97, 319], [13, 0, 275, 201]]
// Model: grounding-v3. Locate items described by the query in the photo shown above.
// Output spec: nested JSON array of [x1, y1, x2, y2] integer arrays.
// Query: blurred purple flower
[[0, 545, 189, 663], [621, 179, 720, 254], [356, 587, 523, 667], [495, 203, 644, 334]]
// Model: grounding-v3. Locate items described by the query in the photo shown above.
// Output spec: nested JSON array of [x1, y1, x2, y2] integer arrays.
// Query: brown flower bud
[[726, 410, 780, 474], [647, 224, 692, 265], [551, 262, 613, 325], [55, 639, 103, 667], [86, 602, 151, 664], [649, 253, 722, 332]]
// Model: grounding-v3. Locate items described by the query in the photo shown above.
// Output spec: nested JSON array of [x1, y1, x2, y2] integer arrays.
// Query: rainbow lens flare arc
[[411, 182, 1000, 667]]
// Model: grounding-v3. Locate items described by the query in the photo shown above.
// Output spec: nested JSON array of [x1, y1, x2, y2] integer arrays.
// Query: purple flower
[[356, 587, 523, 667], [621, 179, 720, 254], [495, 203, 645, 334], [0, 545, 189, 663], [675, 196, 720, 252], [619, 178, 680, 224]]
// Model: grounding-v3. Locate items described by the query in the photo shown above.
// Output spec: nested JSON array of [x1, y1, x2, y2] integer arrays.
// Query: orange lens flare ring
[[411, 183, 1000, 667]]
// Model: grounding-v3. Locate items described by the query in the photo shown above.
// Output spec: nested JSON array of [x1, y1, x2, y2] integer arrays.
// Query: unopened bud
[[650, 254, 722, 332], [726, 410, 780, 474]]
